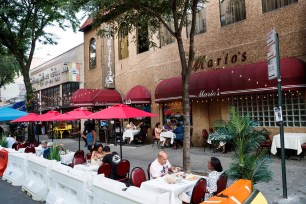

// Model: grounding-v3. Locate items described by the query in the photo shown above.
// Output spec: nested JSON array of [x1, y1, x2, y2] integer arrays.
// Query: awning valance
[[125, 85, 151, 104], [70, 89, 122, 106], [155, 57, 306, 102]]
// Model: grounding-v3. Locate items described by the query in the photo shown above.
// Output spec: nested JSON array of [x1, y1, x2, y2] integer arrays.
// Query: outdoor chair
[[130, 167, 147, 188], [202, 129, 213, 152], [115, 159, 130, 182], [180, 178, 207, 204], [152, 136, 160, 148], [300, 143, 306, 161], [86, 153, 92, 160], [12, 143, 18, 151], [69, 155, 86, 167], [17, 143, 26, 150], [213, 173, 228, 196], [97, 163, 111, 177], [257, 134, 272, 157], [147, 162, 152, 180], [24, 146, 36, 154], [74, 150, 85, 158]]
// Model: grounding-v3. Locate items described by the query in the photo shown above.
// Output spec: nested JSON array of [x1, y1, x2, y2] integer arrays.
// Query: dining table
[[160, 131, 176, 144], [60, 151, 75, 165], [271, 133, 306, 155], [122, 129, 140, 142], [140, 173, 205, 204], [73, 163, 100, 172]]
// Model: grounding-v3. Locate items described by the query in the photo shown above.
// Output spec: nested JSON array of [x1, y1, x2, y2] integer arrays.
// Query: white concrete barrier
[[2, 152, 28, 186], [46, 163, 95, 204], [21, 155, 57, 202], [91, 175, 169, 204]]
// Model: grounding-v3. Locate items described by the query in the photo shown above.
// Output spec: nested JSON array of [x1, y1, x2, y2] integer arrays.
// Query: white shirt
[[150, 158, 171, 179], [6, 137, 16, 148]]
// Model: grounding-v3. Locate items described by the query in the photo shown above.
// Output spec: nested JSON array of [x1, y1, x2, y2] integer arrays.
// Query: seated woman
[[173, 121, 184, 149], [91, 144, 105, 165], [179, 157, 224, 202], [163, 122, 173, 131]]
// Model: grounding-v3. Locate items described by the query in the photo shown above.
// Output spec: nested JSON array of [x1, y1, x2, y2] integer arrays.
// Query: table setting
[[160, 131, 176, 144], [141, 171, 206, 204]]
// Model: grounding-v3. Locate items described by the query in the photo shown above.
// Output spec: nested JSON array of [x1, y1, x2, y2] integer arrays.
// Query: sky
[[0, 16, 86, 102]]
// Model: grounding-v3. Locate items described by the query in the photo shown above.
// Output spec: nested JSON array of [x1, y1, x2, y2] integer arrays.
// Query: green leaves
[[211, 107, 273, 185], [0, 52, 20, 88]]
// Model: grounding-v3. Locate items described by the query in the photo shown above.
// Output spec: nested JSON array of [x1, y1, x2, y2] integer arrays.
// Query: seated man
[[150, 151, 179, 179], [36, 140, 50, 158], [173, 121, 184, 149], [101, 146, 122, 179]]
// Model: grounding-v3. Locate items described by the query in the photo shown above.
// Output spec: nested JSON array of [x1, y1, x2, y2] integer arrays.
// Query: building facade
[[81, 0, 306, 146], [30, 44, 84, 113]]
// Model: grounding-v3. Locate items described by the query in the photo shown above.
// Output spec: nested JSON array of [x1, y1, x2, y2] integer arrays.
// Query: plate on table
[[185, 174, 199, 181]]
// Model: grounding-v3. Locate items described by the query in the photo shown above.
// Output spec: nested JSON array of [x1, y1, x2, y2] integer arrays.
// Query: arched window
[[89, 38, 96, 69]]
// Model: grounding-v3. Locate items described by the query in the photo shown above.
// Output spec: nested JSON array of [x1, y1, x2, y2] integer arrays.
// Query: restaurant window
[[220, 0, 246, 26], [137, 22, 149, 54], [89, 38, 96, 69], [159, 21, 175, 47], [162, 102, 193, 126], [41, 85, 60, 108], [262, 0, 298, 13], [62, 82, 80, 107], [128, 104, 152, 126], [230, 92, 306, 127], [118, 24, 129, 60], [187, 4, 207, 37]]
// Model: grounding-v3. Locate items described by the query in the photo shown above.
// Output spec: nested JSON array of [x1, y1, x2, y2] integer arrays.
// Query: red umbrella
[[52, 108, 93, 121], [30, 110, 61, 122], [86, 104, 156, 119], [12, 113, 39, 122], [85, 104, 157, 159]]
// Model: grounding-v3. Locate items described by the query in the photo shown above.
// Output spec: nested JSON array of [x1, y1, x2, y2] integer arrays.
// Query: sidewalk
[[2, 134, 306, 203]]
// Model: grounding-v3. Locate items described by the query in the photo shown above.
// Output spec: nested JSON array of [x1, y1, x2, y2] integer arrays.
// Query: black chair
[[202, 129, 213, 152], [147, 162, 152, 180]]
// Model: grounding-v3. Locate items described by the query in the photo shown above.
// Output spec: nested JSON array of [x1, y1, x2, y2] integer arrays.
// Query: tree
[[0, 52, 20, 89], [210, 107, 273, 184], [77, 0, 206, 171], [0, 0, 80, 111]]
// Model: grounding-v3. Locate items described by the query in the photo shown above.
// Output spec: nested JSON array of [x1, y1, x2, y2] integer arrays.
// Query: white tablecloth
[[123, 129, 140, 141], [74, 164, 99, 172], [271, 133, 306, 155], [60, 152, 75, 165], [140, 174, 201, 204], [160, 131, 176, 144]]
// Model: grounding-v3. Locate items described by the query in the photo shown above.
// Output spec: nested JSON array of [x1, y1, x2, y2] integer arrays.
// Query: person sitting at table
[[134, 121, 150, 144], [129, 121, 136, 129], [91, 144, 105, 165], [179, 157, 224, 202], [36, 140, 50, 158], [163, 122, 173, 131], [6, 135, 16, 149], [101, 146, 122, 179], [150, 151, 179, 179], [86, 123, 96, 152], [173, 121, 184, 149]]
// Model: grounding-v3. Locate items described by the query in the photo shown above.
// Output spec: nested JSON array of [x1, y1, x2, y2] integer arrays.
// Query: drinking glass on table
[[86, 158, 91, 166]]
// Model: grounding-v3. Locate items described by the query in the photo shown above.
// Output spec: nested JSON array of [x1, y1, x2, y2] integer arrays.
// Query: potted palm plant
[[210, 107, 273, 185]]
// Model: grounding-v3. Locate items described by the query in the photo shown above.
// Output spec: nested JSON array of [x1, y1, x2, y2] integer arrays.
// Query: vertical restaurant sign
[[103, 25, 115, 88], [68, 62, 80, 82]]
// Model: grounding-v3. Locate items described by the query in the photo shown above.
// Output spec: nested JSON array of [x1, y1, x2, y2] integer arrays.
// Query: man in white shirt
[[150, 151, 177, 179], [6, 136, 16, 148]]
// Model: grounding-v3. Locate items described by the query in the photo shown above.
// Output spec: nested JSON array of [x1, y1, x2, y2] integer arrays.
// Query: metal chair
[[202, 129, 213, 152], [24, 146, 36, 154], [74, 150, 85, 158], [131, 167, 147, 187], [213, 173, 228, 195], [115, 159, 130, 182], [97, 163, 111, 177]]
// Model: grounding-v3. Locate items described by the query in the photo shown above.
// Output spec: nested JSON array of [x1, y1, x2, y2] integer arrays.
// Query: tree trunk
[[21, 65, 34, 112]]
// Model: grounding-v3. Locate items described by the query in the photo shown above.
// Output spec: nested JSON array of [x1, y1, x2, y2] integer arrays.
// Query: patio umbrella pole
[[51, 122, 54, 142], [78, 120, 81, 151], [120, 119, 123, 159]]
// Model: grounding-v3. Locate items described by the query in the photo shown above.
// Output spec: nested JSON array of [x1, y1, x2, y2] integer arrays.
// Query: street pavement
[[1, 135, 306, 204]]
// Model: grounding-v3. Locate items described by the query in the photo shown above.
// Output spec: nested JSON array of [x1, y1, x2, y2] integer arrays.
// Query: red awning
[[70, 89, 122, 106], [125, 85, 151, 104], [155, 57, 306, 102]]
